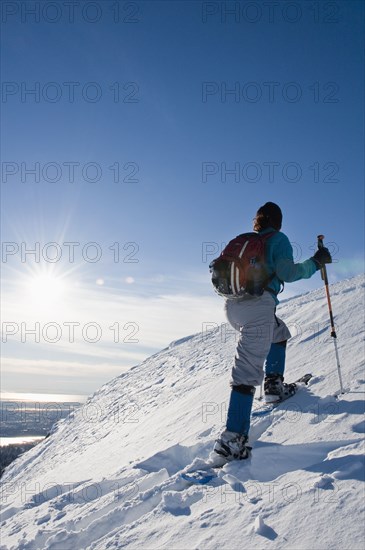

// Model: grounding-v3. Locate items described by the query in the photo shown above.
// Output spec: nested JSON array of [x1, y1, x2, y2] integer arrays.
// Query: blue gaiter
[[226, 390, 254, 436], [264, 342, 286, 377]]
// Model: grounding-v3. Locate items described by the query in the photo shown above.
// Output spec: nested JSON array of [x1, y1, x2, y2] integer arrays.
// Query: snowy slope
[[1, 275, 364, 550]]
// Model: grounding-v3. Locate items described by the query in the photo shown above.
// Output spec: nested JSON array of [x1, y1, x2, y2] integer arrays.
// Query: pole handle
[[317, 234, 325, 249], [317, 235, 326, 280]]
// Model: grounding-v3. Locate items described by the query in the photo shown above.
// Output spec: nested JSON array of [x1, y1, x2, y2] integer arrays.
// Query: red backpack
[[209, 232, 276, 298]]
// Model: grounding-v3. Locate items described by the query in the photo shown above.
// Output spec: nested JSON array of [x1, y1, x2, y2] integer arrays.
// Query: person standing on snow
[[213, 202, 332, 461]]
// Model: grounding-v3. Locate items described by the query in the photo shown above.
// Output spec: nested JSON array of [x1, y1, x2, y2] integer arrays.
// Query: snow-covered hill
[[1, 275, 364, 550]]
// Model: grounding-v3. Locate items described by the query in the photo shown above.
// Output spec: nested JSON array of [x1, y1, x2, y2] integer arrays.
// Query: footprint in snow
[[352, 419, 365, 434]]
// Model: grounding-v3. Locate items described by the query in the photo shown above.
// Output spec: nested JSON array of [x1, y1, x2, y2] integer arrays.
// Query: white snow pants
[[224, 291, 291, 387]]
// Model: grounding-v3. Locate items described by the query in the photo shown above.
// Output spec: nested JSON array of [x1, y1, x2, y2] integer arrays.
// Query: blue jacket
[[259, 227, 317, 303]]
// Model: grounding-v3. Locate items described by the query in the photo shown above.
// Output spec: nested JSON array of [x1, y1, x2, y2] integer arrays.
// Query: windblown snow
[[1, 275, 365, 550]]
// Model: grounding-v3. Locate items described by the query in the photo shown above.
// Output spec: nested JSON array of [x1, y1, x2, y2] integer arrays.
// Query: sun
[[26, 272, 68, 309]]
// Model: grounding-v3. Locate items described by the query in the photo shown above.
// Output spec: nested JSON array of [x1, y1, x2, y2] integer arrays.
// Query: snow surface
[[1, 274, 364, 550]]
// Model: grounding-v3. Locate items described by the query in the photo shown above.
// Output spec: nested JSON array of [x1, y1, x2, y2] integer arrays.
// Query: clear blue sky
[[1, 0, 364, 396]]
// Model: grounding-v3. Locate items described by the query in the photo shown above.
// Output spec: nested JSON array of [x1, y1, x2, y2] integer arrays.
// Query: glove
[[311, 247, 332, 270]]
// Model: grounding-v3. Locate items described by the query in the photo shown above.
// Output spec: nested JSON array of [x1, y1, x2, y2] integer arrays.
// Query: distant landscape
[[0, 396, 86, 477], [1, 397, 86, 439]]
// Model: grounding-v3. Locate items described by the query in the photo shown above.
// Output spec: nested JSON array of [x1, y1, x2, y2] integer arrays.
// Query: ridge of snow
[[1, 274, 364, 550]]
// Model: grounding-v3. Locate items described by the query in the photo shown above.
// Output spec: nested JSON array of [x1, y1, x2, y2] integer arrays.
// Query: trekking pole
[[317, 235, 344, 394]]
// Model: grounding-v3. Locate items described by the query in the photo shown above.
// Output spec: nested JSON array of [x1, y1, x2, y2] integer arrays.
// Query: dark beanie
[[254, 202, 282, 231]]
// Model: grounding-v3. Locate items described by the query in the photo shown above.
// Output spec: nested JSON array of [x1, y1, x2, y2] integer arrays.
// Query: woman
[[213, 202, 332, 461]]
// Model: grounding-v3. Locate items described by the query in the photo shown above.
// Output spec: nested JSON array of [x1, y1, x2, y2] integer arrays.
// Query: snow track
[[1, 275, 364, 549]]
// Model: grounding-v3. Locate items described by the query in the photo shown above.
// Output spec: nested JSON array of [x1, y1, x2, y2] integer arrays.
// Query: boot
[[264, 372, 296, 403], [214, 430, 251, 460]]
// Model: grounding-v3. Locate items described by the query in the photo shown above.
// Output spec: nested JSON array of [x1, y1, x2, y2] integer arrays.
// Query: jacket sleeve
[[274, 234, 317, 282]]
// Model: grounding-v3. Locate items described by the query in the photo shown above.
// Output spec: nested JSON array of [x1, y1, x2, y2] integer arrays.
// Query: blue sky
[[1, 0, 364, 396]]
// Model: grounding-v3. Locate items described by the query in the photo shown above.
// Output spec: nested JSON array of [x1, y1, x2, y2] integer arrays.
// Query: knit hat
[[254, 202, 282, 231]]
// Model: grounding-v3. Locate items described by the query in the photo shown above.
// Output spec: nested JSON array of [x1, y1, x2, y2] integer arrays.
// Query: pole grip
[[317, 234, 325, 249], [317, 235, 326, 280]]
